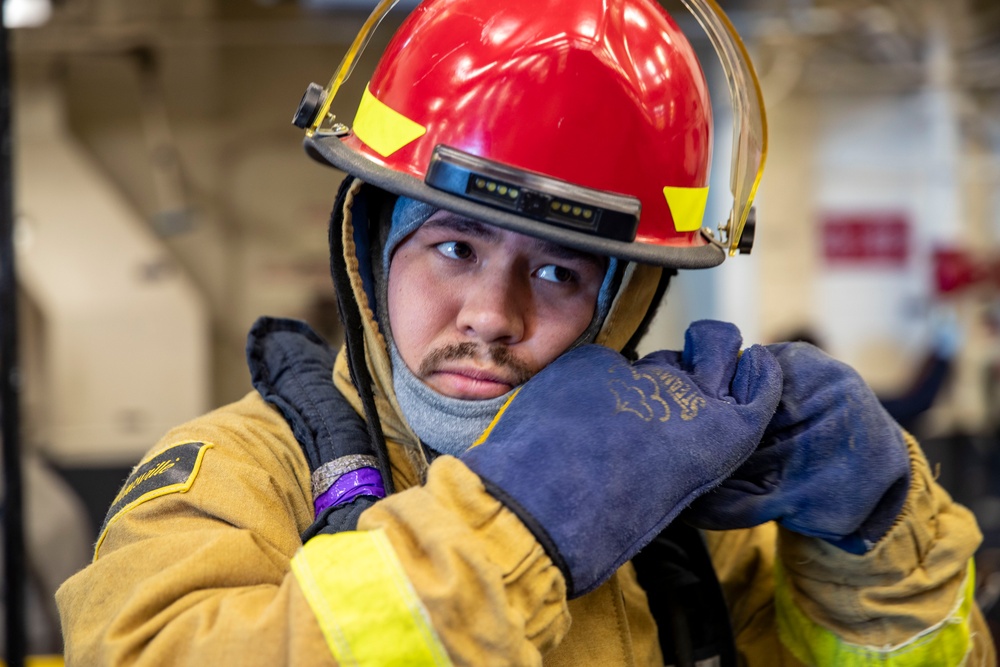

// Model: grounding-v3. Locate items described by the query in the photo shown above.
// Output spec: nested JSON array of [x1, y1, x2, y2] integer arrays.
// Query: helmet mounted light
[[425, 146, 641, 243], [295, 0, 767, 267]]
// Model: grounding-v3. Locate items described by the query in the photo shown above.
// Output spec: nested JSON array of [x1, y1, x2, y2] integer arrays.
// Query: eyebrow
[[426, 213, 606, 270], [423, 214, 503, 242]]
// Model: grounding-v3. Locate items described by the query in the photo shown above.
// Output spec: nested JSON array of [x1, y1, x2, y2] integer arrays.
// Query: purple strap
[[313, 467, 385, 515]]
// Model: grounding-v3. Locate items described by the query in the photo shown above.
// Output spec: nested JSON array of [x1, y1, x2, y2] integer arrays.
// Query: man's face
[[388, 210, 607, 400]]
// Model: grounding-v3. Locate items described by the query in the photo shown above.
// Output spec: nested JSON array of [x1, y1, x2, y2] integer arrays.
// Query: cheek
[[387, 257, 448, 364], [387, 261, 421, 358], [386, 268, 408, 332], [529, 294, 600, 366]]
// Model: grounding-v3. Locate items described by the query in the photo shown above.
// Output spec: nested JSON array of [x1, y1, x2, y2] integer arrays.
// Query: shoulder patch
[[95, 441, 213, 560]]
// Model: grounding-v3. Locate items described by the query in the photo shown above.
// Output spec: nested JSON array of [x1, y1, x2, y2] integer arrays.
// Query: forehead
[[420, 210, 606, 266]]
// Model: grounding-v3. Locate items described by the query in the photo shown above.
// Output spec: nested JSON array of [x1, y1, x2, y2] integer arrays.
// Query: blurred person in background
[[55, 0, 995, 664]]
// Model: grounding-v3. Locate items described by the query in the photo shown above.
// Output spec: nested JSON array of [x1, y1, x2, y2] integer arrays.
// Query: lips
[[426, 364, 518, 399], [415, 342, 534, 399], [435, 363, 515, 385]]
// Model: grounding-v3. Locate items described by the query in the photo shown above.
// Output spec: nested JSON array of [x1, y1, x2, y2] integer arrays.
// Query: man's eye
[[536, 264, 576, 284], [435, 241, 474, 260]]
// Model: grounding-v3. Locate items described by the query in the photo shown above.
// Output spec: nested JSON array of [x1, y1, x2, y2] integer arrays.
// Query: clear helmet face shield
[[295, 0, 767, 266], [679, 0, 767, 257]]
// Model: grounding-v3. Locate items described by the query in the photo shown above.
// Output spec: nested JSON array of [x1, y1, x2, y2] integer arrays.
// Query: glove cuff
[[826, 471, 910, 554]]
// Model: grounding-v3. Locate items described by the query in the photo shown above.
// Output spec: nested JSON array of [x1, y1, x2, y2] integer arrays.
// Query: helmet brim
[[306, 133, 725, 270]]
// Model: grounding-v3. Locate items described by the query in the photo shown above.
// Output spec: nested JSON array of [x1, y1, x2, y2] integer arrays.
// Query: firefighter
[[57, 0, 995, 664]]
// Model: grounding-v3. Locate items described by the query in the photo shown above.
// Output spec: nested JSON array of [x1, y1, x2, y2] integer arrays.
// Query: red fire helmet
[[297, 0, 766, 268]]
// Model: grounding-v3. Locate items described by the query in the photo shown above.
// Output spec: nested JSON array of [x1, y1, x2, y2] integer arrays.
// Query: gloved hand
[[461, 320, 782, 598], [685, 342, 911, 554]]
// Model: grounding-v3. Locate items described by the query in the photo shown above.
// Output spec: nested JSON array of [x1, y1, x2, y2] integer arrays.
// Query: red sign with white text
[[821, 213, 910, 266]]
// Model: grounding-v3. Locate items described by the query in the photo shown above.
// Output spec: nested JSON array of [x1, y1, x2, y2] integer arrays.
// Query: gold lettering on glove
[[609, 367, 707, 422]]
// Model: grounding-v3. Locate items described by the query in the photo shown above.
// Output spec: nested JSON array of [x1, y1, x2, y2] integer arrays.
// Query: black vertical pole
[[0, 11, 26, 667]]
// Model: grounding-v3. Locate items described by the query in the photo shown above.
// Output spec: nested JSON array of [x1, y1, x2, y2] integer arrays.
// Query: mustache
[[418, 342, 534, 386]]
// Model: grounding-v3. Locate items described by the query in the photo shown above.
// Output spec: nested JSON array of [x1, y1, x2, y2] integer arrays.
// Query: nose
[[457, 270, 527, 345]]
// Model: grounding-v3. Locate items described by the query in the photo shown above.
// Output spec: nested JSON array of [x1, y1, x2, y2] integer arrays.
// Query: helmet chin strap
[[328, 178, 396, 495]]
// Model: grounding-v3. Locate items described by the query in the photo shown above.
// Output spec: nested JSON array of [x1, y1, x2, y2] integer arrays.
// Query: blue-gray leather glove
[[461, 320, 782, 598], [685, 342, 911, 554]]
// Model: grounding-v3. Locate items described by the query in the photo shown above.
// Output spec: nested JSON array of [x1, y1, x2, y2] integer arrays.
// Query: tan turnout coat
[[58, 180, 995, 665]]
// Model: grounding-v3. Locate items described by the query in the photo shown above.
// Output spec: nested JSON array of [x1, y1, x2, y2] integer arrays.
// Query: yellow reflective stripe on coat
[[775, 559, 975, 666], [291, 530, 452, 666]]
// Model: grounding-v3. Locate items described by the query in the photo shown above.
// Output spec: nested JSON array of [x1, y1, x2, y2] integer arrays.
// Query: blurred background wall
[[2, 0, 1000, 655]]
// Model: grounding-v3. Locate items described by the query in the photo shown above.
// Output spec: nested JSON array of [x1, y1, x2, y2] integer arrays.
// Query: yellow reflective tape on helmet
[[775, 559, 974, 666], [663, 185, 709, 232], [353, 86, 427, 158], [291, 530, 452, 666]]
